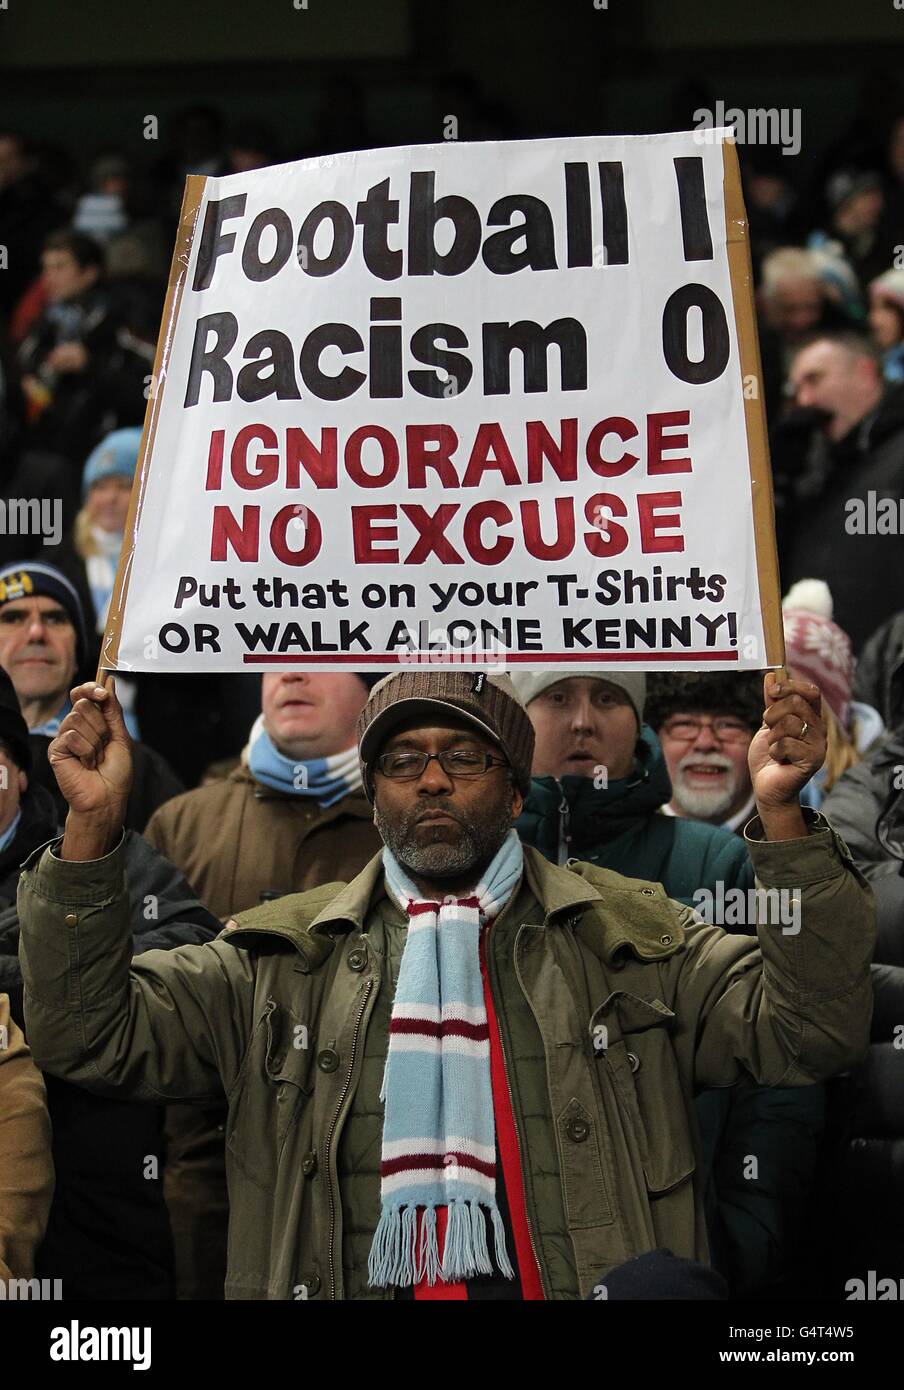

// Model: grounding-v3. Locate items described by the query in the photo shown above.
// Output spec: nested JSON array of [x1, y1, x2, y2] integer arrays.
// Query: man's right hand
[[49, 680, 133, 860]]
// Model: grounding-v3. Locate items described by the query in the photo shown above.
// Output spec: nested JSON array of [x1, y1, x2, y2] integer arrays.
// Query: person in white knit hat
[[509, 670, 754, 907], [511, 672, 646, 785]]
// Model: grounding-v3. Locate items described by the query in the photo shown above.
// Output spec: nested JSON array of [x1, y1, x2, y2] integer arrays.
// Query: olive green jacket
[[18, 812, 874, 1300]]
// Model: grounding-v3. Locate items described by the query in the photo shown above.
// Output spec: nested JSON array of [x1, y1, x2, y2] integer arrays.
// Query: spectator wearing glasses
[[511, 672, 753, 905], [646, 672, 765, 836], [17, 668, 873, 1300]]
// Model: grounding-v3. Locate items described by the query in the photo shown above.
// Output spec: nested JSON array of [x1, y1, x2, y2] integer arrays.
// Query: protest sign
[[103, 130, 783, 674]]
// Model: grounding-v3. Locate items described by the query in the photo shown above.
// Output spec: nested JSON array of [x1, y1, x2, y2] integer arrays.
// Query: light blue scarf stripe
[[246, 715, 362, 806]]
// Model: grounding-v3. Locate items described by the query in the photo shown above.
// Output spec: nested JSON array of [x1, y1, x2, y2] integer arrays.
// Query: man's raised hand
[[747, 673, 825, 840], [49, 680, 133, 859]]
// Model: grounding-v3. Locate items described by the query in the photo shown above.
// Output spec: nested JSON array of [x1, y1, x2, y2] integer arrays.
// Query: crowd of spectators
[[1, 98, 903, 1303]]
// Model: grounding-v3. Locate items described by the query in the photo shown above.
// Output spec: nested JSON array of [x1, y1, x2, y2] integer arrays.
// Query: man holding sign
[[18, 668, 873, 1299]]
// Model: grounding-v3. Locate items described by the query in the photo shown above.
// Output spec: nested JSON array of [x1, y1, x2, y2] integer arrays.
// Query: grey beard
[[374, 801, 513, 883], [672, 768, 738, 821]]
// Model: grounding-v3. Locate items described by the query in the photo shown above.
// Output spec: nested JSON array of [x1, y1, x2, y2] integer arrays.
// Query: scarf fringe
[[492, 1203, 515, 1279], [442, 1199, 494, 1281], [368, 1205, 404, 1287], [368, 1201, 512, 1287], [417, 1205, 440, 1285]]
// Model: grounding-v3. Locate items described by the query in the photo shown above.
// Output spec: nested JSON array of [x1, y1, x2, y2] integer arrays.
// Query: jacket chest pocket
[[264, 999, 317, 1156], [590, 990, 696, 1196], [227, 998, 316, 1186]]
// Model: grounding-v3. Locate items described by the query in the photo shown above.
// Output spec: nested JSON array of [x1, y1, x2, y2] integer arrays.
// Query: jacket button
[[347, 948, 367, 972], [660, 934, 672, 945], [64, 912, 78, 926], [628, 1052, 641, 1074], [296, 1273, 321, 1297], [317, 1048, 340, 1072], [566, 1117, 590, 1143], [301, 1151, 318, 1176], [641, 888, 655, 897]]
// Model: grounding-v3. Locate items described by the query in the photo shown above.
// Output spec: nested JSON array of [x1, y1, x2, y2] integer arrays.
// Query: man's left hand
[[748, 674, 825, 839]]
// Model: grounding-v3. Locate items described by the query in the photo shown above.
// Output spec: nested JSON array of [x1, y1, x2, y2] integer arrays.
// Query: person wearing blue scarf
[[246, 713, 363, 806], [146, 672, 386, 920]]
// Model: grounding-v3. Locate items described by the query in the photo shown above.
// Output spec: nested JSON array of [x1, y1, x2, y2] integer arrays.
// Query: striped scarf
[[369, 828, 524, 1288], [245, 716, 362, 806]]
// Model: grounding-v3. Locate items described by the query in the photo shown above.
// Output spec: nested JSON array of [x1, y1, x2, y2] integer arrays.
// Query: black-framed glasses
[[375, 749, 511, 780]]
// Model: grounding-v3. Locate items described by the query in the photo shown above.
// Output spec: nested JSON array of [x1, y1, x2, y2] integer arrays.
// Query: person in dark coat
[[0, 662, 55, 911], [0, 662, 222, 1298], [809, 962, 904, 1297], [808, 168, 888, 295], [0, 561, 182, 830], [822, 638, 904, 962], [802, 962, 904, 1298], [776, 329, 904, 652], [511, 670, 825, 1298], [16, 229, 148, 465], [852, 607, 904, 730], [810, 614, 904, 1293]]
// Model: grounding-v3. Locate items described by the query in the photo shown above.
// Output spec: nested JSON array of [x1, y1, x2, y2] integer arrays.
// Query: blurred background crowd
[[1, 0, 903, 1306]]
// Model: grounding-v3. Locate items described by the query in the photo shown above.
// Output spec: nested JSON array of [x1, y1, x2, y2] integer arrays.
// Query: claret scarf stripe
[[368, 829, 524, 1287]]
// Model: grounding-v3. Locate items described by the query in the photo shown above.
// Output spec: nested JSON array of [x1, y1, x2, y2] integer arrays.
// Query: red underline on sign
[[242, 651, 741, 664]]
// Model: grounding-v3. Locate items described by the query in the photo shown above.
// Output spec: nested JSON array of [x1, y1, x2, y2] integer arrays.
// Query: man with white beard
[[646, 673, 763, 834]]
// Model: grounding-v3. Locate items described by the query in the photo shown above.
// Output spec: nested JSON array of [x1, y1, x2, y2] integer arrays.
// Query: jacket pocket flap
[[264, 999, 315, 1092], [591, 990, 676, 1039]]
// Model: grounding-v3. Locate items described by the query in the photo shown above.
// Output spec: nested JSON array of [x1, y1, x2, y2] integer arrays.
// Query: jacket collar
[[309, 844, 679, 963], [228, 843, 681, 968], [309, 852, 387, 935]]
